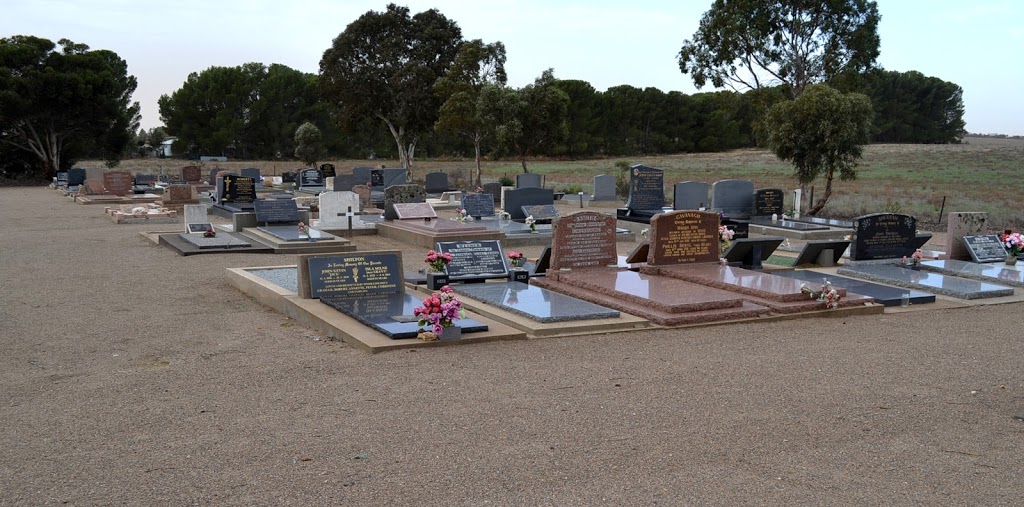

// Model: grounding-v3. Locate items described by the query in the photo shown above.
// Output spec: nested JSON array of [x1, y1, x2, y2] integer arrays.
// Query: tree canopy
[[679, 0, 881, 98], [293, 122, 324, 167], [482, 69, 569, 173], [320, 3, 462, 177], [0, 36, 139, 177], [839, 69, 965, 143], [763, 84, 874, 214]]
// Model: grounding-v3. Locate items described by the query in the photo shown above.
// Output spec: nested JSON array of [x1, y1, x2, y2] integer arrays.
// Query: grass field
[[81, 136, 1024, 230]]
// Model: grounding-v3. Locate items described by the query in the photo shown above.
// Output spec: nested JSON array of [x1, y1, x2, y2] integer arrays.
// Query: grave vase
[[427, 272, 449, 290], [438, 325, 462, 341], [1006, 255, 1018, 266], [509, 268, 529, 284]]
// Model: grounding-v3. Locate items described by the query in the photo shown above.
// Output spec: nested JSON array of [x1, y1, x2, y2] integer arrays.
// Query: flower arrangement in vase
[[414, 285, 465, 341], [718, 225, 734, 253], [525, 215, 537, 232], [452, 207, 469, 222], [1001, 232, 1022, 265], [507, 250, 524, 268], [203, 229, 216, 238], [425, 249, 453, 273], [800, 278, 843, 310]]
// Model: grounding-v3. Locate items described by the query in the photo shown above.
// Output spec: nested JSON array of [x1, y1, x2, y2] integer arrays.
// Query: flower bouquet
[[1001, 232, 1022, 257], [718, 225, 734, 253], [414, 285, 465, 340], [298, 221, 315, 242], [901, 248, 924, 268], [425, 249, 453, 273], [203, 229, 216, 238], [800, 278, 843, 310], [507, 250, 524, 268], [452, 207, 468, 222], [525, 215, 537, 232]]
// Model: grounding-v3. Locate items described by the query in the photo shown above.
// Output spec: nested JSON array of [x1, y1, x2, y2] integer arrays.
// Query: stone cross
[[337, 206, 367, 237]]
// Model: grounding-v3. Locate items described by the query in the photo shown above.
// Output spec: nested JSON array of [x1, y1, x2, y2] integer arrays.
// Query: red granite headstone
[[103, 171, 133, 196], [550, 211, 617, 270], [648, 210, 720, 265], [181, 165, 202, 183], [165, 184, 197, 203], [81, 179, 105, 195]]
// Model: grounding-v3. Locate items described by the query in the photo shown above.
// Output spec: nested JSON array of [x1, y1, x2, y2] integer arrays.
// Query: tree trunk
[[807, 170, 834, 216], [473, 133, 482, 187], [405, 139, 417, 182]]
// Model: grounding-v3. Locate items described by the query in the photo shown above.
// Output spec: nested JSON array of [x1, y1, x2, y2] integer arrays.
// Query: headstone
[[298, 168, 324, 189], [164, 184, 197, 203], [332, 173, 359, 192], [352, 166, 373, 184], [591, 174, 617, 201], [370, 169, 384, 187], [281, 171, 296, 183], [183, 204, 207, 227], [424, 172, 450, 193], [305, 252, 404, 299], [392, 202, 437, 220], [503, 187, 555, 220], [793, 240, 852, 267], [722, 237, 785, 270], [550, 211, 618, 270], [381, 168, 406, 188], [208, 167, 223, 186], [625, 164, 665, 213], [181, 166, 202, 183], [103, 171, 133, 196], [460, 193, 496, 219], [240, 167, 261, 182], [353, 185, 372, 210], [85, 167, 104, 182], [753, 188, 784, 216], [318, 191, 362, 228], [218, 175, 257, 206], [710, 179, 755, 218], [436, 240, 509, 280], [648, 210, 720, 265], [482, 183, 503, 203], [673, 181, 708, 210], [81, 179, 105, 195], [254, 199, 301, 224], [319, 163, 336, 178], [516, 173, 542, 189], [849, 213, 917, 261], [946, 212, 988, 261], [521, 204, 559, 221], [67, 168, 86, 187], [624, 243, 649, 265], [383, 184, 427, 220], [534, 246, 551, 274], [962, 235, 1008, 263]]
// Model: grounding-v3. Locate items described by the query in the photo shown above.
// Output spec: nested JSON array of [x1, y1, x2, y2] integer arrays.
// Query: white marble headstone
[[184, 204, 208, 229], [318, 191, 363, 228]]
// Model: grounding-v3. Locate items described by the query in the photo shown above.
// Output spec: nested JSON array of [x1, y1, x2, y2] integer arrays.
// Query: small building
[[159, 138, 176, 158]]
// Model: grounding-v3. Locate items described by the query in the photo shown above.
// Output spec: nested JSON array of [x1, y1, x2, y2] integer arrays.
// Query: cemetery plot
[[837, 264, 1014, 299], [772, 270, 935, 307], [104, 204, 178, 224], [453, 282, 620, 323], [918, 259, 1024, 288]]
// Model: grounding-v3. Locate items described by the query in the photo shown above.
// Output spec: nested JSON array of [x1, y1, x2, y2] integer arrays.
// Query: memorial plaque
[[849, 213, 917, 261], [370, 169, 384, 187], [220, 175, 257, 204], [460, 193, 495, 218], [254, 199, 301, 224], [320, 163, 336, 178], [962, 235, 1008, 263], [753, 188, 784, 216], [648, 210, 720, 265], [186, 223, 214, 234], [437, 240, 509, 280], [550, 212, 617, 270], [625, 164, 665, 212], [307, 253, 403, 299], [392, 202, 437, 220], [673, 181, 708, 210], [521, 204, 559, 221], [103, 171, 133, 196], [298, 168, 324, 188]]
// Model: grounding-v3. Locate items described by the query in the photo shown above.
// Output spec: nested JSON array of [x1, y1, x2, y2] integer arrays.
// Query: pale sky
[[4, 0, 1022, 135]]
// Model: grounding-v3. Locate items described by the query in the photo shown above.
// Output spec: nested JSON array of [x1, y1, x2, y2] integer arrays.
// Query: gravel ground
[[1, 187, 1022, 505]]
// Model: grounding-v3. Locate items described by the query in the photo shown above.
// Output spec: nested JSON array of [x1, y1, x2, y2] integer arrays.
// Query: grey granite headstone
[[254, 199, 301, 224], [437, 240, 509, 280], [298, 168, 324, 189], [504, 187, 555, 220], [381, 168, 406, 188], [318, 191, 363, 228], [352, 166, 373, 184], [710, 179, 754, 218], [625, 164, 664, 213], [383, 184, 427, 220], [516, 173, 542, 189], [591, 174, 617, 201], [461, 193, 495, 218], [208, 167, 223, 186], [849, 213, 917, 261], [482, 183, 503, 203], [240, 167, 261, 182], [332, 173, 359, 192], [673, 181, 708, 210], [424, 172, 450, 193], [753, 188, 784, 216]]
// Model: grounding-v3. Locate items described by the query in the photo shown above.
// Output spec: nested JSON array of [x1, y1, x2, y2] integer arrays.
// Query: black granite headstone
[[722, 237, 785, 270], [320, 163, 336, 178], [332, 173, 359, 192], [307, 253, 403, 299], [219, 175, 257, 205], [461, 193, 495, 219], [299, 168, 324, 188], [254, 199, 301, 224], [281, 171, 296, 183], [753, 188, 784, 216], [850, 213, 917, 261], [437, 240, 510, 280], [504, 187, 555, 220], [962, 235, 1008, 262], [67, 168, 86, 186], [425, 172, 450, 193], [521, 204, 559, 221], [793, 240, 852, 266], [625, 164, 665, 213]]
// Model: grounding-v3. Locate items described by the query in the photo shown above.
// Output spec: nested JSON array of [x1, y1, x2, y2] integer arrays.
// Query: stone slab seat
[[532, 268, 771, 326], [642, 263, 875, 314]]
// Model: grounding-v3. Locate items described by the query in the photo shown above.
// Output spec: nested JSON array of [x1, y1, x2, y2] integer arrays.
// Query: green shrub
[[498, 175, 514, 186]]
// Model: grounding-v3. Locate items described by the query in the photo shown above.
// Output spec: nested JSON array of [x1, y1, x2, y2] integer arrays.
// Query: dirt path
[[1, 187, 1021, 505]]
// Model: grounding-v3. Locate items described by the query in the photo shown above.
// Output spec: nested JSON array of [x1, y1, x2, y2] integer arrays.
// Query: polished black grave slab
[[321, 292, 488, 339], [454, 281, 619, 323], [772, 270, 935, 306]]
